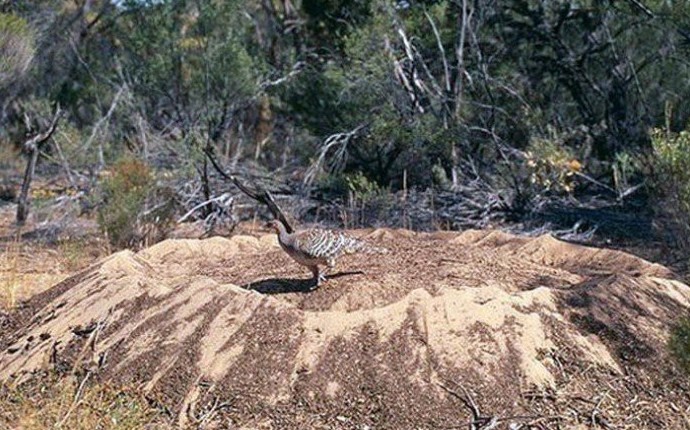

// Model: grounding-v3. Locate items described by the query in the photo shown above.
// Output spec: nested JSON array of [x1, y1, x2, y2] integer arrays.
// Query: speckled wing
[[293, 228, 364, 260]]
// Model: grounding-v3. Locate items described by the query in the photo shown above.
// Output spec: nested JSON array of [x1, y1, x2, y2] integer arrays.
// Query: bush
[[524, 135, 581, 195], [96, 156, 176, 250], [0, 13, 34, 88], [649, 128, 690, 248], [669, 316, 690, 374]]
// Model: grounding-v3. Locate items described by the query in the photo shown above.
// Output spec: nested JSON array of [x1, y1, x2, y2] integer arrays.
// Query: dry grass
[[0, 373, 169, 429], [0, 232, 22, 308], [0, 204, 109, 310], [0, 204, 162, 429], [0, 233, 79, 310]]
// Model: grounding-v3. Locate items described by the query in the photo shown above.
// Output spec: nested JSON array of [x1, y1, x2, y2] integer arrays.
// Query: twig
[[72, 308, 111, 374], [438, 382, 484, 429], [590, 392, 614, 429], [573, 171, 617, 194], [56, 370, 92, 428], [439, 381, 564, 429], [259, 61, 305, 90], [197, 396, 231, 425], [626, 0, 654, 17], [617, 182, 644, 200]]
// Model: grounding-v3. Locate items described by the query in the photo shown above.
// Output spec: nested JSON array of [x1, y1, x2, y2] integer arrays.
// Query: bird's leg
[[309, 265, 325, 288], [322, 258, 336, 279]]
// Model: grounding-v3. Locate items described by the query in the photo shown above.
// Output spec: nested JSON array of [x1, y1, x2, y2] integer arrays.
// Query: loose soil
[[1, 228, 690, 429]]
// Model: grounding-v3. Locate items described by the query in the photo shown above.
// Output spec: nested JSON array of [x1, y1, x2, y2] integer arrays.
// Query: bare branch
[[82, 85, 127, 168], [425, 10, 451, 93], [384, 34, 424, 114], [626, 0, 654, 18], [259, 61, 305, 91], [23, 105, 63, 152], [204, 146, 295, 233], [303, 123, 367, 188], [454, 0, 473, 119]]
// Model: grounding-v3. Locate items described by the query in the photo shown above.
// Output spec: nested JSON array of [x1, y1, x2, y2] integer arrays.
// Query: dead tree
[[204, 146, 295, 233], [16, 105, 63, 225]]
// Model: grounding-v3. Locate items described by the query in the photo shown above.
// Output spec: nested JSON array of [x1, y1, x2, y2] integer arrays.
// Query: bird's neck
[[275, 222, 290, 243]]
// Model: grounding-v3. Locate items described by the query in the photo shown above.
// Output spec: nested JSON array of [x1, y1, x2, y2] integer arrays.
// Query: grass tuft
[[0, 373, 169, 429], [670, 316, 690, 374]]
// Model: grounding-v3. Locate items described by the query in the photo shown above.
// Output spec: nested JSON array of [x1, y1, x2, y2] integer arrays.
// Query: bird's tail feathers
[[343, 237, 389, 255]]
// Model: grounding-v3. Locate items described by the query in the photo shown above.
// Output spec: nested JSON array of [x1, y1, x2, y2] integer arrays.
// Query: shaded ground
[[1, 228, 690, 429]]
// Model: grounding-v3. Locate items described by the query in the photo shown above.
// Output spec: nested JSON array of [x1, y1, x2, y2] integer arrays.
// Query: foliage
[[96, 156, 175, 250], [118, 0, 259, 138], [345, 171, 385, 203], [612, 151, 643, 196], [524, 134, 581, 195], [649, 128, 690, 246], [669, 316, 690, 375], [0, 12, 34, 88], [341, 171, 393, 228], [4, 0, 690, 242]]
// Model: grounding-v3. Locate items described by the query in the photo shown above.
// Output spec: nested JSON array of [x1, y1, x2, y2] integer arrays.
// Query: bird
[[265, 219, 387, 288]]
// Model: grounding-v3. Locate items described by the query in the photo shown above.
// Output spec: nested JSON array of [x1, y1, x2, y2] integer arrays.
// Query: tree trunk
[[201, 155, 212, 218], [16, 146, 40, 224], [15, 105, 63, 225]]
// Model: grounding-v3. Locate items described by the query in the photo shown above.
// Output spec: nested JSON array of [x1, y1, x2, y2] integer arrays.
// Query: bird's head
[[264, 219, 282, 233]]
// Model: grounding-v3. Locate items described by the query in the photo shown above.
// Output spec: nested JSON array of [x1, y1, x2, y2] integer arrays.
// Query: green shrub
[[96, 156, 175, 250], [0, 13, 34, 88], [431, 163, 452, 191], [524, 135, 581, 195], [649, 128, 690, 247], [612, 151, 643, 197], [669, 316, 690, 374], [345, 171, 383, 204]]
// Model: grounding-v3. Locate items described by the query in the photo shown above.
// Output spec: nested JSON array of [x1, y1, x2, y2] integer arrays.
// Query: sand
[[1, 228, 689, 428]]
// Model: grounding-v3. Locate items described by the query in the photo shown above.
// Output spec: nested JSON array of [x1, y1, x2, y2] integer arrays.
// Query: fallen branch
[[438, 382, 489, 429], [439, 381, 563, 430], [177, 193, 233, 223], [574, 171, 617, 195]]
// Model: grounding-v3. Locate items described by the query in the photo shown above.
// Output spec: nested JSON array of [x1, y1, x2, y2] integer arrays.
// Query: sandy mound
[[2, 229, 690, 428]]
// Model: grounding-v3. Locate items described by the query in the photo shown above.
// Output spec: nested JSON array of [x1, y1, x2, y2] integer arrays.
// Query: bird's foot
[[311, 273, 327, 290]]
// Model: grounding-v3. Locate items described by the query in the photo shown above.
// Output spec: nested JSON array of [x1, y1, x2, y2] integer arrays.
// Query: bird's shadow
[[241, 271, 364, 294]]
